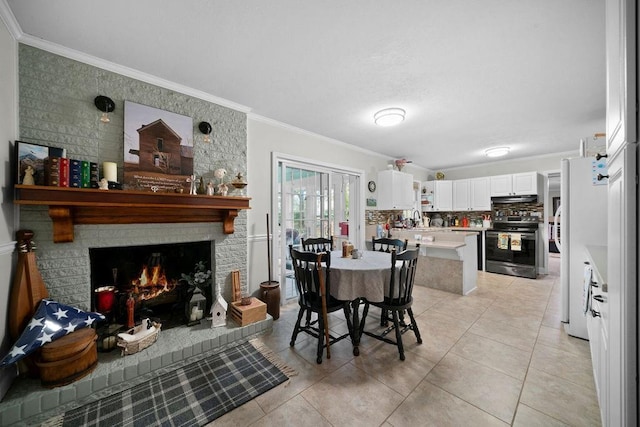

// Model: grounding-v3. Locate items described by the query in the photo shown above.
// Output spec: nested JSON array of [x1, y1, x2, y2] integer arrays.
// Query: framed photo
[[123, 101, 194, 192], [16, 141, 65, 186], [366, 198, 377, 207]]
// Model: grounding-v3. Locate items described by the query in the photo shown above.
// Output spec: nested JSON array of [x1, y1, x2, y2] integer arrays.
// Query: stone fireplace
[[89, 240, 214, 330]]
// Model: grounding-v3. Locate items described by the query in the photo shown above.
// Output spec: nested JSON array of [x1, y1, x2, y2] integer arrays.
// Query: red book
[[59, 157, 69, 187]]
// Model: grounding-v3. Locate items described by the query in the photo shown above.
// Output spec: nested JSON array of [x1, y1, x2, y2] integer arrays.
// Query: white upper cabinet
[[453, 177, 490, 211], [489, 174, 513, 196], [470, 177, 491, 210], [422, 180, 452, 211], [377, 170, 414, 210], [452, 179, 470, 210], [490, 172, 540, 197], [434, 180, 453, 211]]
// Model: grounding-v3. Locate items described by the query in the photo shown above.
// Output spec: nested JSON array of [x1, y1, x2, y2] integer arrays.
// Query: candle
[[103, 162, 117, 182]]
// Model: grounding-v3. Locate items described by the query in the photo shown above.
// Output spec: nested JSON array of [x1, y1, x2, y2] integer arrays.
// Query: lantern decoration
[[186, 288, 206, 326]]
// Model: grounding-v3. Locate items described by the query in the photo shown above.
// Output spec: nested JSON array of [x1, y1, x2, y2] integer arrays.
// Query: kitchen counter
[[390, 228, 478, 295]]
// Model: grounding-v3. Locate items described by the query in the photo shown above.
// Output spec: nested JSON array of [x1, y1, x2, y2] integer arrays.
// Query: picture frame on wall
[[16, 141, 65, 186], [123, 101, 194, 192]]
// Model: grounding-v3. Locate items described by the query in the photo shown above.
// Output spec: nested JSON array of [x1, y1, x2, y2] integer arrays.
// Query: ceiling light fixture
[[374, 108, 405, 127], [485, 147, 510, 158]]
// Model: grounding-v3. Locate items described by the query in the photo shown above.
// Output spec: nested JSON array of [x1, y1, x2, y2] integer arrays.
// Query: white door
[[604, 0, 637, 425], [274, 156, 363, 302]]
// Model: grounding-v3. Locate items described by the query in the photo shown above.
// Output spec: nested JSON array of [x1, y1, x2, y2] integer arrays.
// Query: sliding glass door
[[274, 155, 362, 301]]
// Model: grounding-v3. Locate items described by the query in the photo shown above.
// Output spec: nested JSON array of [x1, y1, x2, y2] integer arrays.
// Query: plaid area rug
[[44, 340, 292, 427]]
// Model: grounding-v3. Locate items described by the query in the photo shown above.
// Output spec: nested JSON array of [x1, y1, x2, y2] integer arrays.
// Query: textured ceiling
[[6, 0, 605, 170]]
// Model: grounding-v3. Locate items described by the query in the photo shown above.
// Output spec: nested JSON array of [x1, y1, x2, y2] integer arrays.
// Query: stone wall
[[17, 45, 248, 309]]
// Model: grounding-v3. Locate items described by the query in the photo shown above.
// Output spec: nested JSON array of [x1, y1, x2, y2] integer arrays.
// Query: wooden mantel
[[14, 185, 251, 243]]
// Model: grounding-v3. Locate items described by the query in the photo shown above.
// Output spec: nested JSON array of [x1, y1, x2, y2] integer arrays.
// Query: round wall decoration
[[368, 180, 376, 192]]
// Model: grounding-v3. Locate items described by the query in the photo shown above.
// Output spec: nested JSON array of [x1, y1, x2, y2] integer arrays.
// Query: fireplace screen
[[89, 241, 214, 330]]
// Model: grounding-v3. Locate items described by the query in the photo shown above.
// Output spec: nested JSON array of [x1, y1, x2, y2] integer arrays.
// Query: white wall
[[245, 116, 428, 292], [0, 15, 18, 400]]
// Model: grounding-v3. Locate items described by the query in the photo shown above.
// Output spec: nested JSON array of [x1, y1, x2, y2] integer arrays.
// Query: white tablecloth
[[329, 250, 392, 303]]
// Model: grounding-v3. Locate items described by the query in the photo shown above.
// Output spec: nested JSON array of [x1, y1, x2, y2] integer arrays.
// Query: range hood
[[490, 195, 538, 204]]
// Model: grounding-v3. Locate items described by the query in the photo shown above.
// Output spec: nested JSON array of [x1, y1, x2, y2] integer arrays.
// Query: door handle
[[593, 295, 606, 303], [597, 173, 609, 181], [591, 309, 601, 318]]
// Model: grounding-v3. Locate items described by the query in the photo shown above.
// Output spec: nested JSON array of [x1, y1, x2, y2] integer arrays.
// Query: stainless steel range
[[485, 215, 539, 279]]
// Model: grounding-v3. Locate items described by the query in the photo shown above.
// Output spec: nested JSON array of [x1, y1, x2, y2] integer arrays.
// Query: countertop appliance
[[556, 156, 607, 340], [485, 215, 539, 278]]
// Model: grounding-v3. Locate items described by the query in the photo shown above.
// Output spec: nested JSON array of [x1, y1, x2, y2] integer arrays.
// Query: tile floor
[[210, 255, 602, 426]]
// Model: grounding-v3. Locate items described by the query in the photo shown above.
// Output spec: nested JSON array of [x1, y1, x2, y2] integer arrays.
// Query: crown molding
[[15, 33, 252, 114], [0, 0, 22, 39]]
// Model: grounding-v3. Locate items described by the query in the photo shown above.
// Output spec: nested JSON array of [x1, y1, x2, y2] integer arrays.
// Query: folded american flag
[[0, 299, 104, 366]]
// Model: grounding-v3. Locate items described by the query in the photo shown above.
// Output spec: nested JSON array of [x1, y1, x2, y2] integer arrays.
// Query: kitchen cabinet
[[490, 172, 541, 197], [470, 177, 491, 210], [453, 177, 490, 211], [422, 180, 452, 211], [452, 180, 469, 211], [377, 170, 414, 210]]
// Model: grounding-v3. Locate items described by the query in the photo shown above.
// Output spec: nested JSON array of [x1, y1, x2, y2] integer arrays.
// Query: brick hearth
[[0, 317, 272, 426]]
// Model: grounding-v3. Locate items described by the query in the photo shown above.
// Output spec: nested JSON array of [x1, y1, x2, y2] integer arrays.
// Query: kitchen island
[[388, 228, 479, 295]]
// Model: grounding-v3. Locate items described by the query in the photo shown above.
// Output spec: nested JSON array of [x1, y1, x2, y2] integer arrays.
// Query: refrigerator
[[556, 156, 608, 340]]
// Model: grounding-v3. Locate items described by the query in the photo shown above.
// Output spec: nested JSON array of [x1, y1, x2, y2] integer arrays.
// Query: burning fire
[[130, 264, 178, 301]]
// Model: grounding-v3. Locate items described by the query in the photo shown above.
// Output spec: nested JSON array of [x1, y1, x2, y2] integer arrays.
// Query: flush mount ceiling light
[[485, 147, 510, 158], [374, 108, 406, 127]]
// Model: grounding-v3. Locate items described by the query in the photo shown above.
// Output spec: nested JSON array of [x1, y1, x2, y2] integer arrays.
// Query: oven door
[[485, 230, 537, 278]]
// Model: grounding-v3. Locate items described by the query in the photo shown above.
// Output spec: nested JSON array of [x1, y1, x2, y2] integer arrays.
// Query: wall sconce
[[94, 95, 115, 123], [199, 121, 212, 143]]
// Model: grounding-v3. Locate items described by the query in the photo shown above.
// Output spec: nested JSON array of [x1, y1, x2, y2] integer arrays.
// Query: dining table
[[329, 250, 394, 356]]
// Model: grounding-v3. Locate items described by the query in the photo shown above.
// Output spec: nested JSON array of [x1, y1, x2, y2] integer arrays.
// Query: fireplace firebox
[[89, 241, 214, 331]]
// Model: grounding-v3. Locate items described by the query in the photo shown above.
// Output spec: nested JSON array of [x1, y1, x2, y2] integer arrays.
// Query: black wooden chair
[[301, 236, 334, 253], [289, 246, 353, 363], [360, 245, 422, 360], [371, 237, 409, 325], [371, 237, 407, 253]]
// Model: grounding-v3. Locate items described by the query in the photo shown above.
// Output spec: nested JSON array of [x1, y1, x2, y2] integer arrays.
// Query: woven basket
[[117, 321, 161, 356]]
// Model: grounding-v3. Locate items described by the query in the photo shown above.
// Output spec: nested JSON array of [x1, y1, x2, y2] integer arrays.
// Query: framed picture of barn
[[123, 101, 194, 192]]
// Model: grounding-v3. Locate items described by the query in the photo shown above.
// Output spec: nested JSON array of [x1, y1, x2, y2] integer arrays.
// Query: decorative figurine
[[197, 177, 206, 195], [22, 165, 35, 185], [206, 181, 215, 196], [213, 168, 227, 182], [187, 174, 197, 195], [98, 178, 109, 190], [217, 182, 228, 196]]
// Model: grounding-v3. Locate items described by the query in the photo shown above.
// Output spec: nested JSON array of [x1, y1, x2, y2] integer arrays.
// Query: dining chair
[[371, 237, 407, 253], [360, 245, 422, 360], [371, 237, 409, 325], [288, 246, 354, 364], [301, 236, 334, 253]]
